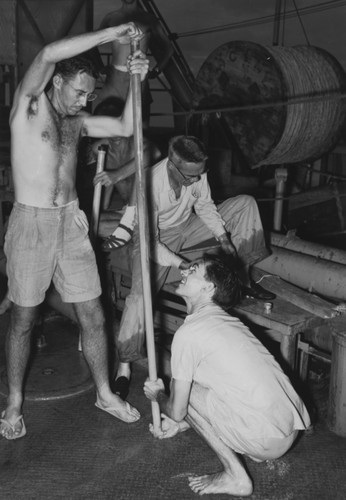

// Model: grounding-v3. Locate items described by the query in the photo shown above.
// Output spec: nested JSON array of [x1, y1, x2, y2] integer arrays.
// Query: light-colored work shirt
[[148, 158, 226, 267], [171, 303, 311, 441]]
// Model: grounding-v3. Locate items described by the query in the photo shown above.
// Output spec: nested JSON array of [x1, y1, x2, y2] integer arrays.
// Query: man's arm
[[16, 23, 141, 102], [193, 175, 236, 255], [144, 378, 191, 438], [82, 49, 149, 139], [193, 175, 225, 237], [150, 206, 188, 269], [160, 378, 191, 421], [93, 140, 161, 186]]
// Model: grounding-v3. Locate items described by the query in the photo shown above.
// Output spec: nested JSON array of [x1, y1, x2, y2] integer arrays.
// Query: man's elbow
[[123, 127, 133, 138], [119, 121, 133, 138], [40, 44, 59, 64]]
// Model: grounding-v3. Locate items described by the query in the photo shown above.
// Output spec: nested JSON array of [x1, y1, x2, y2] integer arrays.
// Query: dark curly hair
[[168, 135, 208, 163], [202, 254, 242, 311], [54, 56, 99, 80]]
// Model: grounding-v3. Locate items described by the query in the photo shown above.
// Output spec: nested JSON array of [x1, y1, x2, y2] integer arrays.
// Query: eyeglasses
[[65, 81, 97, 102], [169, 158, 208, 182]]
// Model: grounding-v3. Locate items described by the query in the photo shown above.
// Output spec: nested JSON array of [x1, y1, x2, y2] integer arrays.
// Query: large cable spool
[[192, 41, 346, 168]]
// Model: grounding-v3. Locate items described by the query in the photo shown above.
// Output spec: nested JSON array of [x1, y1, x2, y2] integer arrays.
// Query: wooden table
[[233, 295, 328, 369]]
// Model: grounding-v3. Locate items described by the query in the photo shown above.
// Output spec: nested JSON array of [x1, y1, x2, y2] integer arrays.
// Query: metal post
[[273, 166, 288, 231], [272, 0, 282, 46], [130, 37, 161, 432], [91, 145, 106, 238]]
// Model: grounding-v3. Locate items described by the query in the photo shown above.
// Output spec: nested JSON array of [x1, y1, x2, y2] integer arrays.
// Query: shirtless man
[[0, 24, 149, 440], [144, 255, 310, 497], [94, 0, 173, 128]]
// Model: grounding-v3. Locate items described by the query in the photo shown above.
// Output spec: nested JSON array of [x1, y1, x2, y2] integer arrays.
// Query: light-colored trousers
[[116, 195, 269, 362]]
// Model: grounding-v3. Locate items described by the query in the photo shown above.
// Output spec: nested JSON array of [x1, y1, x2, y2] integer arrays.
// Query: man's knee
[[220, 194, 256, 212], [240, 194, 256, 206], [73, 298, 105, 329], [9, 304, 39, 334], [233, 194, 257, 210], [218, 195, 259, 226]]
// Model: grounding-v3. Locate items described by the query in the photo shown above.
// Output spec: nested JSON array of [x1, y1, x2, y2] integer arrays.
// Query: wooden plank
[[252, 267, 337, 319], [288, 182, 346, 210], [233, 296, 326, 336]]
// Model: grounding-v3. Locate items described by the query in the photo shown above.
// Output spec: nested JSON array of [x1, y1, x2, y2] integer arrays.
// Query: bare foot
[[95, 395, 140, 423], [188, 471, 253, 496], [0, 407, 26, 440]]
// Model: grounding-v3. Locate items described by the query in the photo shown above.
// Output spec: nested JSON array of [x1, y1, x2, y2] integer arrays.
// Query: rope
[[256, 192, 346, 203], [292, 0, 311, 45], [175, 0, 346, 39], [150, 90, 346, 118], [281, 0, 287, 46]]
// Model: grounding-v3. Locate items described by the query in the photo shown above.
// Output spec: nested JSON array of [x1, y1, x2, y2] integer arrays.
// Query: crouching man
[[144, 255, 310, 497]]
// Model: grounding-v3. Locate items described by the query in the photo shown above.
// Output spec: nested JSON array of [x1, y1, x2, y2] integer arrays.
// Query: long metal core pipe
[[257, 246, 346, 301], [269, 232, 346, 265]]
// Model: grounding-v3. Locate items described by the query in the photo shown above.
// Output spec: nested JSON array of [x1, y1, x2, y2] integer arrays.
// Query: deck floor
[[0, 287, 346, 500]]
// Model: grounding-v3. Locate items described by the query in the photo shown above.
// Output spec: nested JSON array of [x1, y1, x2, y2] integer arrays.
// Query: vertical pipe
[[130, 38, 161, 432], [272, 0, 282, 46], [91, 145, 106, 238], [273, 166, 287, 232], [328, 321, 346, 437]]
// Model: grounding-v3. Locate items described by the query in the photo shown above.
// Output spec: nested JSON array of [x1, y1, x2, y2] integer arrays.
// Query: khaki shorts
[[221, 427, 299, 462], [4, 200, 101, 307]]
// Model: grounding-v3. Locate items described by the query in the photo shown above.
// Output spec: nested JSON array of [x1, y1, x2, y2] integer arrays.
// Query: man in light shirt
[[144, 255, 310, 497]]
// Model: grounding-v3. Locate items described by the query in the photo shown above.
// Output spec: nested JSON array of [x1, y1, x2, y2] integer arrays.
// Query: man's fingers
[[149, 423, 164, 438], [179, 261, 191, 271], [127, 22, 144, 40]]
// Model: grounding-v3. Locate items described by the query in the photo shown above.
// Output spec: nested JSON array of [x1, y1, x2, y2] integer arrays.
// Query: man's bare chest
[[40, 114, 81, 155]]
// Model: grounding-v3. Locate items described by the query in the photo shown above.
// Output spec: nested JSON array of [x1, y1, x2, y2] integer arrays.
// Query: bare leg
[[0, 291, 12, 315], [72, 298, 140, 423], [0, 304, 38, 439], [116, 361, 131, 379], [186, 383, 253, 497]]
